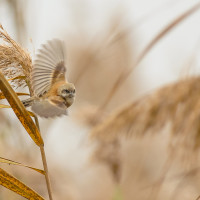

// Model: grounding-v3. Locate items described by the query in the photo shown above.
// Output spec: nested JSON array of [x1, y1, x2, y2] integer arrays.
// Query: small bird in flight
[[22, 39, 75, 118]]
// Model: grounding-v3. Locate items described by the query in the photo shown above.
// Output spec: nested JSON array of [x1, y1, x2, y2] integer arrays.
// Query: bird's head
[[57, 83, 75, 107]]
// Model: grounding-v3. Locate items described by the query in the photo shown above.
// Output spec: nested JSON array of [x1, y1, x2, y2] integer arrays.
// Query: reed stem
[[34, 115, 53, 200], [40, 145, 53, 200]]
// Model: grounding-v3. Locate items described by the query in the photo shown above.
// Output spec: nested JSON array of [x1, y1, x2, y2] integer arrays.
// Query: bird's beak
[[69, 93, 75, 98]]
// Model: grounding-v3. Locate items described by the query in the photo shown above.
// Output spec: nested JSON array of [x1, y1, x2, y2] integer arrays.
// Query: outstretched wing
[[32, 39, 66, 97]]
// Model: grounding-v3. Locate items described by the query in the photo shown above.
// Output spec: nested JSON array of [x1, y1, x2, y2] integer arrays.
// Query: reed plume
[[91, 76, 200, 153], [0, 25, 32, 89]]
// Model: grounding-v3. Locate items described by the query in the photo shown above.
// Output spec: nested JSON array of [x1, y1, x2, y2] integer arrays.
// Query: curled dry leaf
[[0, 167, 45, 200], [0, 157, 45, 175], [0, 71, 43, 146]]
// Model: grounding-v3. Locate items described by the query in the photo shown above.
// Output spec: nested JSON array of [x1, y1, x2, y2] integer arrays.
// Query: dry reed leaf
[[0, 157, 45, 175], [0, 104, 11, 108], [91, 76, 200, 151], [0, 71, 43, 146], [0, 92, 29, 100], [0, 25, 32, 89], [98, 2, 200, 111], [7, 75, 26, 81], [0, 167, 45, 200]]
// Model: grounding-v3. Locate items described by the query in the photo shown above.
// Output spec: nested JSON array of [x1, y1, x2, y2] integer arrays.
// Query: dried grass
[[70, 16, 136, 126], [1, 1, 200, 199], [0, 25, 32, 89], [91, 76, 200, 153], [0, 26, 54, 199], [97, 2, 200, 113]]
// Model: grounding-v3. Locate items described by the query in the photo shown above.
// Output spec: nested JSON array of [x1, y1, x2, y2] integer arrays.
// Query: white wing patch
[[32, 39, 66, 97]]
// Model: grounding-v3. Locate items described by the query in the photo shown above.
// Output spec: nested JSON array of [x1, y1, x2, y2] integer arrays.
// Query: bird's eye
[[65, 89, 70, 93], [62, 89, 70, 93]]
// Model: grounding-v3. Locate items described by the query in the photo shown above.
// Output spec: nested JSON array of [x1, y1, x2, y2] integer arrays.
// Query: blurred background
[[0, 0, 200, 199]]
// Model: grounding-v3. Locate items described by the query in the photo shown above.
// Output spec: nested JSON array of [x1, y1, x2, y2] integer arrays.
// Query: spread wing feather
[[32, 39, 66, 97]]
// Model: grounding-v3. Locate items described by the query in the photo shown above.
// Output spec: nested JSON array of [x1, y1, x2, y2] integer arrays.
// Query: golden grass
[[0, 26, 53, 200]]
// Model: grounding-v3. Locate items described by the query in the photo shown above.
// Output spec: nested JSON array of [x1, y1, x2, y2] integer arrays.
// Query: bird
[[22, 39, 75, 118]]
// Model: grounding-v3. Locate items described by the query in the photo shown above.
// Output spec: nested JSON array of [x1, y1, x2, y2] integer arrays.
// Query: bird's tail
[[21, 97, 35, 107]]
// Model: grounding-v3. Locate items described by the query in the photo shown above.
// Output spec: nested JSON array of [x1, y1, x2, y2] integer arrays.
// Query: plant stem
[[40, 145, 53, 200], [34, 116, 40, 132], [34, 116, 53, 200]]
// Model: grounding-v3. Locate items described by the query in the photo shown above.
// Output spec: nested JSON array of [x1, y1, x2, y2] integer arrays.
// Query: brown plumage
[[22, 39, 75, 118]]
